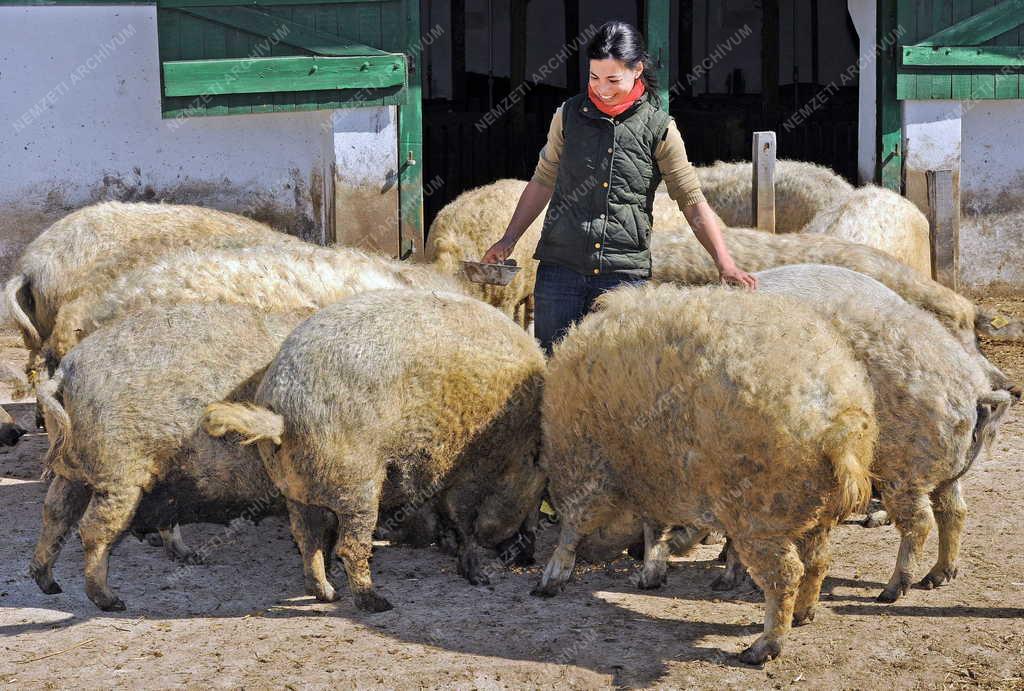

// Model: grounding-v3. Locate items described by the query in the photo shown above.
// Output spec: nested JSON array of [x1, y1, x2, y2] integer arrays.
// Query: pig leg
[[78, 484, 144, 611], [437, 490, 490, 586], [286, 499, 338, 602], [711, 539, 752, 591], [877, 489, 933, 603], [30, 475, 92, 595], [158, 525, 199, 563], [918, 480, 966, 589], [532, 523, 582, 597], [636, 523, 672, 589], [792, 524, 833, 626], [734, 536, 803, 665], [327, 479, 391, 613]]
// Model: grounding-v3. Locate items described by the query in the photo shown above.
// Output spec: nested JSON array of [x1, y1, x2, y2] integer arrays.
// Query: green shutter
[[896, 0, 1024, 100], [157, 0, 409, 117]]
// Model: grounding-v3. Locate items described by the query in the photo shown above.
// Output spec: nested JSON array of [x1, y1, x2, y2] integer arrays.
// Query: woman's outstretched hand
[[719, 263, 758, 289], [481, 236, 517, 264]]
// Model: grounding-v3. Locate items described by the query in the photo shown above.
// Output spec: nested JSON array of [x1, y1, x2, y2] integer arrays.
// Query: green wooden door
[[157, 0, 423, 256], [896, 0, 1024, 100]]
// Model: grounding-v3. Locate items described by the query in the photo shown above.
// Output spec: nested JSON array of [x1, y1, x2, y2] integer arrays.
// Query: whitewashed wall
[[902, 99, 1024, 291], [0, 5, 401, 286]]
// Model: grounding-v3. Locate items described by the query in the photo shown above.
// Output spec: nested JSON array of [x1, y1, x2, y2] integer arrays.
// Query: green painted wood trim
[[903, 44, 1024, 66], [0, 1, 152, 4], [877, 0, 902, 190], [397, 0, 422, 259], [159, 0, 391, 6], [644, 0, 671, 110], [178, 6, 389, 56], [163, 54, 406, 96], [919, 0, 1024, 46]]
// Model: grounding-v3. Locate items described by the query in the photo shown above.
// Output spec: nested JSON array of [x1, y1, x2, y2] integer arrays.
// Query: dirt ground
[[1, 298, 1022, 690]]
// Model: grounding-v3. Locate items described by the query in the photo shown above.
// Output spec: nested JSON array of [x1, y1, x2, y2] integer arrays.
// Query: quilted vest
[[533, 90, 671, 277]]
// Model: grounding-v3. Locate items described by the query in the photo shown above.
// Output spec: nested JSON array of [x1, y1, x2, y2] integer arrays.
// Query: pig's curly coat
[[48, 243, 459, 360], [4, 199, 303, 387], [697, 159, 854, 232], [534, 283, 877, 663], [802, 186, 932, 276], [203, 289, 547, 612]]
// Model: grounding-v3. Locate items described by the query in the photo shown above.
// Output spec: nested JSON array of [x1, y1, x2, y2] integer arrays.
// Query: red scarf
[[587, 78, 646, 117]]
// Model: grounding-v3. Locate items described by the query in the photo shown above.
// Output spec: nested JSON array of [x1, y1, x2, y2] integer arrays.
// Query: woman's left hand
[[719, 263, 758, 290]]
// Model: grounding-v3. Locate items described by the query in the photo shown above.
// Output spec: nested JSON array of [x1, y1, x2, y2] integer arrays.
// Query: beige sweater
[[530, 105, 706, 210]]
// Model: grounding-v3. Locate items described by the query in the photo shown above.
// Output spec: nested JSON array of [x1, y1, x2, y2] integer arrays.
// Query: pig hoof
[[876, 588, 901, 604], [308, 581, 339, 602], [739, 638, 782, 665], [711, 574, 737, 591], [0, 424, 26, 446], [353, 591, 392, 613], [95, 595, 127, 612], [34, 578, 62, 595], [862, 510, 891, 528], [530, 582, 561, 598], [792, 608, 815, 626], [916, 567, 957, 590], [636, 571, 667, 590]]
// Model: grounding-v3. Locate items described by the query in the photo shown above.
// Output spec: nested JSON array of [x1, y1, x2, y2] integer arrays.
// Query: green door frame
[[644, 0, 672, 111], [876, 0, 902, 191], [397, 0, 422, 259]]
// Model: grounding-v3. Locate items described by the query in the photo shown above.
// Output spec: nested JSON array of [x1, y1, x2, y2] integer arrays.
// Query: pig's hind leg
[[286, 499, 340, 603], [78, 484, 145, 611], [30, 475, 91, 595]]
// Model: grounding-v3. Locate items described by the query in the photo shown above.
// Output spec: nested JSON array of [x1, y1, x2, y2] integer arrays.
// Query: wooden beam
[[919, 0, 1024, 46], [902, 44, 1024, 67], [927, 169, 959, 289], [163, 54, 406, 97], [752, 131, 777, 233], [761, 0, 780, 116], [178, 7, 390, 56]]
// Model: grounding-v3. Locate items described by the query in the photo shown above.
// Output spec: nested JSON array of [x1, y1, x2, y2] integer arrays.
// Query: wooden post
[[752, 131, 777, 233], [927, 169, 959, 289]]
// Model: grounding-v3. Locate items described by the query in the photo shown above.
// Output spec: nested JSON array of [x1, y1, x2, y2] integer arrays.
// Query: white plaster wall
[[960, 100, 1024, 291], [0, 6, 402, 281], [900, 99, 1024, 291], [847, 0, 876, 184]]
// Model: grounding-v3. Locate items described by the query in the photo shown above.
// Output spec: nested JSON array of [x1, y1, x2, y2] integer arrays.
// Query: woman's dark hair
[[586, 21, 661, 108]]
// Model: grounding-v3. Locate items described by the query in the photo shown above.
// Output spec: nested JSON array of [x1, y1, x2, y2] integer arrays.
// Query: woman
[[482, 21, 756, 355]]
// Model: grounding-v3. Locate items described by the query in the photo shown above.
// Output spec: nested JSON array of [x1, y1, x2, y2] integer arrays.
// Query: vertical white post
[[752, 131, 777, 233]]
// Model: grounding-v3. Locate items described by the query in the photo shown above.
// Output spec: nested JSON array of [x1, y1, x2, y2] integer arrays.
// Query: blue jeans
[[533, 261, 647, 356]]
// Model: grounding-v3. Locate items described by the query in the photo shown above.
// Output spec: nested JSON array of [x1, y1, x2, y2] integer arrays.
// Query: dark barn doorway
[[418, 0, 861, 235]]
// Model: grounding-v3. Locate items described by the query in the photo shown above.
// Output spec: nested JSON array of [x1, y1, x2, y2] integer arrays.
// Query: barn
[[0, 2, 1022, 687]]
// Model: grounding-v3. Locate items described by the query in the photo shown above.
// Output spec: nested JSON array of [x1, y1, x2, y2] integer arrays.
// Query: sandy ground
[[1, 298, 1022, 690]]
